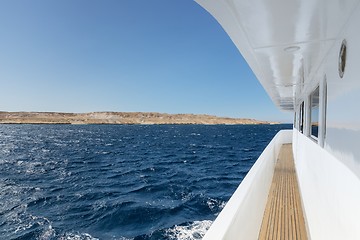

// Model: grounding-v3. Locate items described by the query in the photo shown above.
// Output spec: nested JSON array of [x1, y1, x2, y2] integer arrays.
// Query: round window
[[339, 39, 347, 78]]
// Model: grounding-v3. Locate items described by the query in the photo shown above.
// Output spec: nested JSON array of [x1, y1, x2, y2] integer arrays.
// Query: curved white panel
[[203, 130, 292, 240], [195, 0, 360, 111]]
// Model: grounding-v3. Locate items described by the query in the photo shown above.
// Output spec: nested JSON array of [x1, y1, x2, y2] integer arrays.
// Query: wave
[[164, 220, 212, 240], [131, 220, 212, 240], [57, 232, 99, 240]]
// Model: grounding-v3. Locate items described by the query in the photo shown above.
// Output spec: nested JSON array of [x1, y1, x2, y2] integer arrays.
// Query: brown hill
[[0, 111, 278, 125]]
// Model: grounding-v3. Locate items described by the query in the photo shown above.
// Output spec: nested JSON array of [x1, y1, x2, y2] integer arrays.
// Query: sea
[[0, 124, 292, 240]]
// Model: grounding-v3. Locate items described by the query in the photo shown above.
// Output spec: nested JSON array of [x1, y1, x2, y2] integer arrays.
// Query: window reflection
[[300, 102, 304, 133], [311, 87, 320, 139]]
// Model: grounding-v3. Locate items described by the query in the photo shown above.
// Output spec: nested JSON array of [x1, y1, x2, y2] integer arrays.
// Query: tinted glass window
[[311, 87, 320, 139], [299, 102, 304, 133]]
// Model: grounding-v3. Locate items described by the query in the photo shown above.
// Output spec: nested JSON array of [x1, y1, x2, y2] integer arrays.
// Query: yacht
[[195, 0, 360, 239]]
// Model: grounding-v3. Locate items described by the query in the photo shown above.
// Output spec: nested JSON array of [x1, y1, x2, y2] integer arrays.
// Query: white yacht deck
[[258, 144, 307, 240]]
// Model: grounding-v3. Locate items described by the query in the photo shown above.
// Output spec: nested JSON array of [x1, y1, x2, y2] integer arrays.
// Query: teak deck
[[258, 144, 308, 240]]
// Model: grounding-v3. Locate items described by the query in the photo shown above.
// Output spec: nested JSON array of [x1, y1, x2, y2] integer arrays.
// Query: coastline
[[0, 111, 280, 125]]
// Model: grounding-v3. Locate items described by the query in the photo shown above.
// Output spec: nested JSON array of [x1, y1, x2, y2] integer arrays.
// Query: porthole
[[339, 39, 347, 78]]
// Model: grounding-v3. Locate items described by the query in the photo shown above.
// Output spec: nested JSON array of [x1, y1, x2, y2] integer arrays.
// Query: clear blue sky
[[0, 0, 291, 122]]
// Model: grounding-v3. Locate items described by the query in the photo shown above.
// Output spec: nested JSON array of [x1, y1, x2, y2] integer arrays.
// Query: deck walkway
[[258, 144, 308, 240]]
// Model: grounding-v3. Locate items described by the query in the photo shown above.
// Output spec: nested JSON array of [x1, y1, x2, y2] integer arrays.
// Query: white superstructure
[[195, 0, 360, 239]]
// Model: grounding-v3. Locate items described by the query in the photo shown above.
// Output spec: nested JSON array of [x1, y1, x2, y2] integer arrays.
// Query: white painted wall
[[290, 3, 360, 238], [289, 0, 360, 181], [203, 130, 293, 240], [293, 130, 360, 240], [321, 2, 360, 180]]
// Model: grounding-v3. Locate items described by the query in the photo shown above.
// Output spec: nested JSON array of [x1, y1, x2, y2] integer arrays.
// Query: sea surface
[[0, 124, 292, 240]]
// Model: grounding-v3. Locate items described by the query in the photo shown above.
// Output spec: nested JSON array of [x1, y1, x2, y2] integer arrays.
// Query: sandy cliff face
[[0, 111, 277, 125]]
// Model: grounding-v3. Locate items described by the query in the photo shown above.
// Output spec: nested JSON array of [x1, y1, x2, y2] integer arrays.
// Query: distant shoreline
[[0, 111, 280, 125]]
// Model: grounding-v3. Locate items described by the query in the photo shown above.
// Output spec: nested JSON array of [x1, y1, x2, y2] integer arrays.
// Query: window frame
[[310, 86, 320, 141]]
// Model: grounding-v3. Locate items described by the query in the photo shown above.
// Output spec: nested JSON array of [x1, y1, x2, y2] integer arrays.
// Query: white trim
[[318, 75, 327, 147], [305, 95, 312, 137]]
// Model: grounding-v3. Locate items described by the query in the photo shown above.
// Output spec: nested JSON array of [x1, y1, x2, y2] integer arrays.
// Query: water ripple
[[0, 124, 291, 239]]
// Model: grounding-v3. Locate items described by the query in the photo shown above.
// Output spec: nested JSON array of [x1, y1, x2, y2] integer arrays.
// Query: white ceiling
[[196, 0, 360, 111]]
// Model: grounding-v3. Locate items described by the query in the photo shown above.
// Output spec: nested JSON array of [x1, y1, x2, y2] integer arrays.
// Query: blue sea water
[[0, 124, 292, 240]]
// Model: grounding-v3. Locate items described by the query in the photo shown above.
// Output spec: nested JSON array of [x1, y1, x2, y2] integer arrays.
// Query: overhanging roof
[[195, 0, 359, 111]]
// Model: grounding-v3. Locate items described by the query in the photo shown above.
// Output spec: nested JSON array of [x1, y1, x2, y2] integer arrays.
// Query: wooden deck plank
[[258, 144, 307, 240]]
